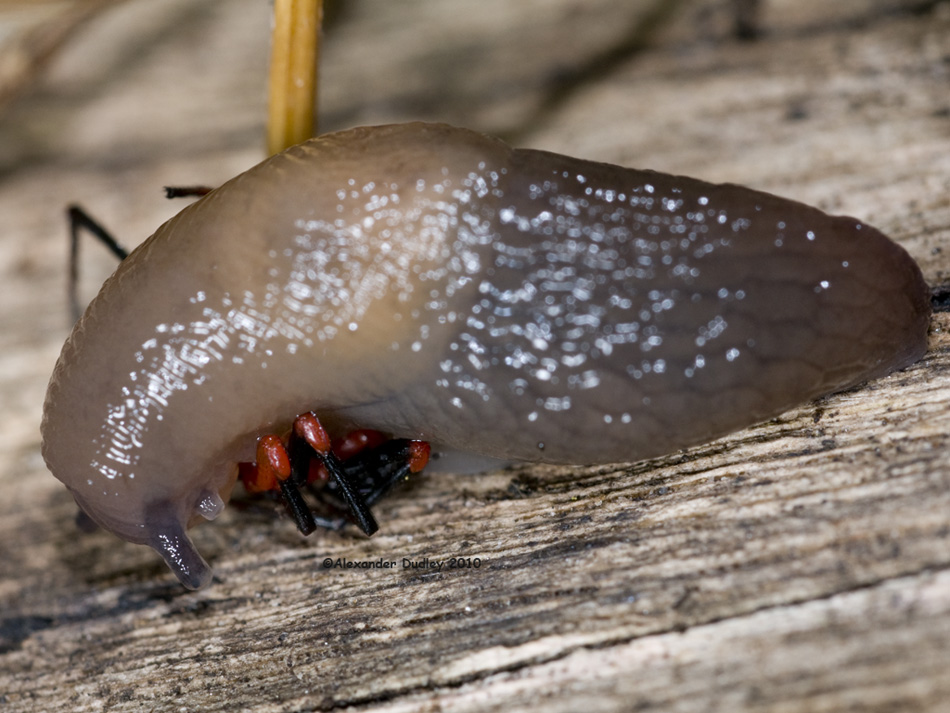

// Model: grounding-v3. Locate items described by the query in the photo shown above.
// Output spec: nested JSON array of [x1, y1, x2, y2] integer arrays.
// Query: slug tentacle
[[41, 122, 930, 588], [145, 502, 212, 590]]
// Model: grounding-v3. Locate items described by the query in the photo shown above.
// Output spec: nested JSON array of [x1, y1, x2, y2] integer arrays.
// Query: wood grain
[[1, 1, 949, 711]]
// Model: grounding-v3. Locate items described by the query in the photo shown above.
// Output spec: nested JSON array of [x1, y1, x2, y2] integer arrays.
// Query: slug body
[[41, 123, 930, 588]]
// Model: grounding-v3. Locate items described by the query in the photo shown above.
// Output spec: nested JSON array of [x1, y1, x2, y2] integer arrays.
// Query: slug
[[41, 122, 930, 589]]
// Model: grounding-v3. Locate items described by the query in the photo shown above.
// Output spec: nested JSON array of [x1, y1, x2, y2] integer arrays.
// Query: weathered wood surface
[[1, 1, 949, 711]]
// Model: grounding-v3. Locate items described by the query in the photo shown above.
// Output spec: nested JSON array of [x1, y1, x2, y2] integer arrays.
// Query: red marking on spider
[[238, 412, 429, 536]]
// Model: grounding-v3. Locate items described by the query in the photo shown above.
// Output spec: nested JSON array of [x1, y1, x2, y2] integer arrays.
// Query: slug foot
[[239, 412, 430, 537]]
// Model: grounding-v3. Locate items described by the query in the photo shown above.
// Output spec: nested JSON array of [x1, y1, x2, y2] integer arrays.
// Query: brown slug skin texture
[[41, 123, 930, 588]]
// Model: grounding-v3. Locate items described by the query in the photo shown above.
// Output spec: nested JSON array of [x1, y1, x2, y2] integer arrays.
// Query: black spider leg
[[274, 445, 318, 536], [298, 440, 417, 533], [319, 446, 380, 536], [332, 440, 420, 508], [67, 205, 130, 322], [67, 189, 211, 321], [164, 186, 214, 199], [281, 434, 346, 533], [287, 430, 380, 536]]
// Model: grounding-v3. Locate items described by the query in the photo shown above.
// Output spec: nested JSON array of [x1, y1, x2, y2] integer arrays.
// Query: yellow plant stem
[[267, 0, 321, 154]]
